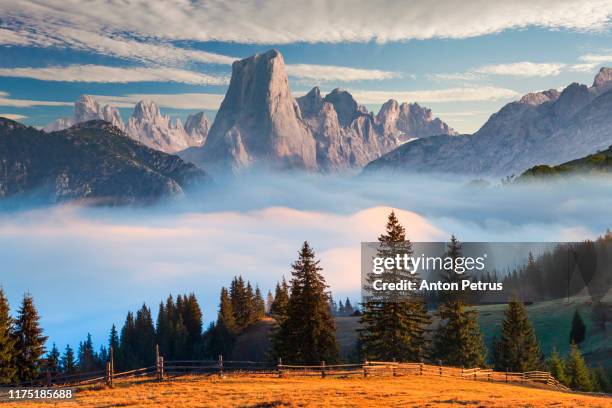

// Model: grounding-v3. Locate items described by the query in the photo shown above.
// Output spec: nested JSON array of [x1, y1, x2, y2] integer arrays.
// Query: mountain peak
[[593, 67, 612, 89], [324, 88, 359, 127], [133, 100, 161, 121]]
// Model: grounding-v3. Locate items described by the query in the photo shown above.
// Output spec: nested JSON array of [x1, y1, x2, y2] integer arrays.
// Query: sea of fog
[[1, 172, 611, 350]]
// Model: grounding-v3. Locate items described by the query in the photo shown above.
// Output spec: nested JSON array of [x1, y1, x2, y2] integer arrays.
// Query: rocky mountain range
[[365, 67, 612, 177], [179, 49, 455, 174], [44, 95, 210, 153], [0, 118, 208, 205]]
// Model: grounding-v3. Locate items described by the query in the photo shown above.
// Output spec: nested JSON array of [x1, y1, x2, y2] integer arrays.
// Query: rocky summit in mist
[[179, 49, 455, 174], [0, 118, 208, 205], [365, 68, 612, 177], [45, 95, 210, 154]]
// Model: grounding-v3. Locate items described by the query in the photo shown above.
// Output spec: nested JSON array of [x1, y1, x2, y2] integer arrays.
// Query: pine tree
[[134, 304, 155, 367], [565, 343, 593, 391], [45, 343, 61, 375], [182, 294, 203, 358], [344, 298, 354, 316], [156, 296, 176, 360], [547, 347, 568, 385], [77, 333, 98, 372], [14, 294, 47, 382], [108, 324, 119, 361], [590, 366, 611, 393], [270, 278, 289, 323], [359, 211, 430, 362], [60, 345, 76, 375], [265, 290, 274, 316], [569, 309, 586, 345], [272, 242, 339, 364], [208, 287, 238, 358], [432, 301, 486, 367], [254, 286, 266, 319], [172, 316, 189, 360], [245, 282, 257, 325], [119, 311, 138, 370], [0, 288, 17, 384], [230, 276, 252, 330], [493, 300, 542, 372]]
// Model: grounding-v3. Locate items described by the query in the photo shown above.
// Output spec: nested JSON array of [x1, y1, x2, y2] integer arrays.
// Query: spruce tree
[[569, 309, 586, 345], [230, 276, 252, 330], [344, 298, 354, 316], [359, 211, 430, 362], [108, 324, 119, 360], [77, 333, 98, 372], [547, 347, 568, 385], [119, 311, 138, 370], [134, 304, 155, 366], [46, 343, 61, 375], [493, 299, 542, 372], [0, 288, 17, 384], [60, 345, 76, 374], [182, 294, 203, 358], [265, 290, 274, 316], [565, 343, 593, 391], [14, 294, 47, 382], [208, 287, 238, 358], [270, 278, 289, 323], [272, 242, 339, 364], [254, 286, 266, 319], [432, 301, 486, 367]]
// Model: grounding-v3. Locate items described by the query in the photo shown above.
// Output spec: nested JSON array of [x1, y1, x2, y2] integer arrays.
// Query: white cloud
[[0, 113, 27, 120], [569, 63, 600, 72], [286, 64, 399, 82], [1, 0, 611, 46], [315, 87, 520, 104], [0, 91, 72, 108], [91, 93, 225, 110], [0, 65, 229, 85], [474, 62, 566, 77], [579, 53, 612, 63]]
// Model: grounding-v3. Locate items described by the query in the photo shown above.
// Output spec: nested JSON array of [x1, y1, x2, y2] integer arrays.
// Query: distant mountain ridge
[[365, 68, 612, 177], [44, 96, 210, 153], [179, 49, 456, 174], [0, 118, 208, 205]]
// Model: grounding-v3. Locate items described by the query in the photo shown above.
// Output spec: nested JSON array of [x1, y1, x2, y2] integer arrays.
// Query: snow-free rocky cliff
[[365, 67, 612, 177], [179, 49, 455, 174], [45, 96, 209, 153]]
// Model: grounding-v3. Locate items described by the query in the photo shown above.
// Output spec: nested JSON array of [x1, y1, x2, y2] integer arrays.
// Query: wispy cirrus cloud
[[91, 93, 225, 110], [0, 91, 72, 108], [0, 113, 27, 120], [0, 65, 229, 85], [432, 61, 566, 81]]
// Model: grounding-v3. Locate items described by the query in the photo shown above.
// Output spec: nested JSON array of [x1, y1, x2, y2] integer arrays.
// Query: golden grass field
[[4, 375, 611, 408]]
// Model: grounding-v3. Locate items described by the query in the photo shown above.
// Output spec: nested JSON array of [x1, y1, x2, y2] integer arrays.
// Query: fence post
[[109, 346, 114, 388], [46, 370, 52, 387], [218, 355, 224, 378], [160, 357, 164, 381], [505, 368, 508, 383], [363, 359, 368, 378], [105, 362, 111, 386], [321, 361, 326, 378], [278, 357, 283, 378], [155, 344, 160, 381], [438, 360, 442, 376], [420, 359, 423, 376], [474, 368, 477, 381]]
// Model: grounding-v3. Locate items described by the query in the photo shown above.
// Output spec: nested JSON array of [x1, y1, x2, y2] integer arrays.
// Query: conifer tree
[[134, 304, 155, 367], [0, 288, 17, 384], [344, 298, 354, 316], [569, 309, 586, 345], [60, 345, 76, 375], [14, 294, 47, 382], [359, 211, 430, 362], [272, 242, 339, 364], [118, 311, 138, 370], [265, 290, 274, 316], [230, 276, 252, 330], [172, 316, 189, 360], [45, 343, 61, 375], [208, 287, 238, 358], [590, 366, 611, 393], [493, 299, 542, 372], [432, 301, 486, 367], [565, 343, 593, 391], [270, 278, 289, 323], [182, 294, 203, 357], [108, 324, 119, 360], [254, 286, 266, 319], [77, 333, 98, 372], [547, 347, 568, 385]]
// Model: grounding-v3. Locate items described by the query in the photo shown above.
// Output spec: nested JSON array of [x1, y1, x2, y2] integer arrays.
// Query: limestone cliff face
[[365, 67, 612, 177], [180, 49, 455, 175]]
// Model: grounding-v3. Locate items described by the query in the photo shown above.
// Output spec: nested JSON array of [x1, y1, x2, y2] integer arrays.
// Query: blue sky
[[2, 1, 612, 133]]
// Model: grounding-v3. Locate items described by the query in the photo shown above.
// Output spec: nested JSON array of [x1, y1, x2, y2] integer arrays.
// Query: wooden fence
[[4, 347, 569, 393]]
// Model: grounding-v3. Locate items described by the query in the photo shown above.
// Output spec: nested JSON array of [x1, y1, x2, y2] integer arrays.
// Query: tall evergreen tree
[[265, 290, 274, 316], [108, 324, 119, 361], [272, 242, 339, 364], [182, 294, 204, 357], [60, 345, 76, 375], [118, 311, 138, 370], [77, 333, 98, 372], [565, 343, 593, 391], [254, 286, 266, 319], [344, 298, 354, 316], [45, 343, 61, 375], [547, 347, 568, 385], [493, 300, 542, 372], [432, 301, 486, 367], [14, 294, 47, 382], [569, 309, 586, 345], [134, 304, 155, 367], [230, 276, 252, 330], [359, 211, 430, 361], [270, 278, 289, 323], [0, 288, 17, 384], [208, 287, 238, 358]]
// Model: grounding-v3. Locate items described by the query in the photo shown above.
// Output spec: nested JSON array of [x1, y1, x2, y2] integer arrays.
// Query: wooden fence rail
[[4, 348, 571, 393]]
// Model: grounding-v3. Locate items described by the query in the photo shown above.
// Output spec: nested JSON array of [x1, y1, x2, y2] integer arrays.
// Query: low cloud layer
[[1, 173, 610, 350]]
